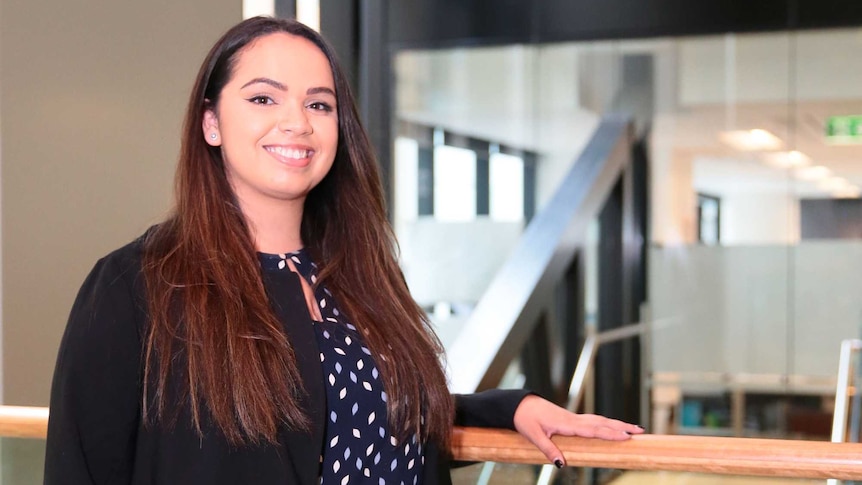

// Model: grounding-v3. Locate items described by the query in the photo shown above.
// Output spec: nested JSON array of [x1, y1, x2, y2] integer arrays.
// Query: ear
[[202, 106, 222, 147]]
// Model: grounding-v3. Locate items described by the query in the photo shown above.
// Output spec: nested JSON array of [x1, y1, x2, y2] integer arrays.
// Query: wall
[[721, 192, 800, 245], [0, 0, 240, 406]]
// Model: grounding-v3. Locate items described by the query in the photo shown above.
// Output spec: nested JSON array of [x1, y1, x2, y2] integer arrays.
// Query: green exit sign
[[826, 115, 862, 144]]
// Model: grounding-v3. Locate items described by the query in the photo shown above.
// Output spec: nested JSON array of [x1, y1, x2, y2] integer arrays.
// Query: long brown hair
[[141, 17, 453, 447]]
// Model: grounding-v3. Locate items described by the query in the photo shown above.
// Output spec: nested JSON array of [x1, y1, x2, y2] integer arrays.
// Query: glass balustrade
[[1, 437, 45, 484]]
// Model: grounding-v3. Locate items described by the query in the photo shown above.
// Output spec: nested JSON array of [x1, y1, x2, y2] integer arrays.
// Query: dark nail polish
[[554, 459, 564, 469]]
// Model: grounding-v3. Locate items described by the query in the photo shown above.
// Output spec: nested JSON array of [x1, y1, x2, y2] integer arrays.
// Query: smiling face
[[203, 32, 338, 213]]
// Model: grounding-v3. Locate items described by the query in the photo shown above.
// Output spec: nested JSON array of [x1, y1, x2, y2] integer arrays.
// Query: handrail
[[0, 405, 49, 439], [4, 406, 862, 480], [566, 322, 646, 413], [452, 427, 862, 480]]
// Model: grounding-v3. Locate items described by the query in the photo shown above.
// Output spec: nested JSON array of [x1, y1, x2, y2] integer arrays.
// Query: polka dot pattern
[[259, 250, 424, 485]]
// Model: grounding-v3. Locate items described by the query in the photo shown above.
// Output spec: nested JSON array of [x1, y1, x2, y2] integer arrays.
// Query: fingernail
[[554, 459, 564, 469], [636, 424, 645, 430]]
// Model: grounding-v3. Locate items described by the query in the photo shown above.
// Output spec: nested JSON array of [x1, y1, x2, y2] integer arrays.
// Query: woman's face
[[203, 33, 338, 209]]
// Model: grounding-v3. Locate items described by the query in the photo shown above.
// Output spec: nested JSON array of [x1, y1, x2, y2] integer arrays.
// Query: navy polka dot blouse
[[259, 249, 423, 485]]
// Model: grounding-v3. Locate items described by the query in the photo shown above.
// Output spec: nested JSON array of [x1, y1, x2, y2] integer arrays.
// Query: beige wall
[[0, 0, 240, 405]]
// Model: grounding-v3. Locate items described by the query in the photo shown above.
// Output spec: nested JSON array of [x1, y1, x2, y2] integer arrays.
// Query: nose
[[277, 104, 313, 135]]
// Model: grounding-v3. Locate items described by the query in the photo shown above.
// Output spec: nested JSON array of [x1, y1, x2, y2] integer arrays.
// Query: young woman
[[44, 17, 642, 485]]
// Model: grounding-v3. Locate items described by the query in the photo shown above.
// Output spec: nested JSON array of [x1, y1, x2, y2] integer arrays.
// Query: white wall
[[720, 192, 800, 245], [399, 218, 523, 305], [0, 0, 240, 406]]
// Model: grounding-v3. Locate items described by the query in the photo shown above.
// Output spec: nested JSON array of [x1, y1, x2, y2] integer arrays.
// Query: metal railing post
[[832, 339, 862, 443], [536, 322, 646, 485], [828, 339, 862, 485]]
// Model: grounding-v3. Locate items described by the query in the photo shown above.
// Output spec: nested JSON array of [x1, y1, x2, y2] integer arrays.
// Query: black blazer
[[45, 237, 529, 484]]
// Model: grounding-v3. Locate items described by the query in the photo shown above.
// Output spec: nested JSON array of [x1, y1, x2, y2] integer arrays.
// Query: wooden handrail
[[452, 427, 862, 480], [3, 406, 861, 480], [0, 406, 49, 439]]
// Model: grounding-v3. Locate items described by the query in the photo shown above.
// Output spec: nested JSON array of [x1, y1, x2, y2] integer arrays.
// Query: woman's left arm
[[512, 394, 644, 467], [453, 392, 644, 467], [453, 389, 531, 429]]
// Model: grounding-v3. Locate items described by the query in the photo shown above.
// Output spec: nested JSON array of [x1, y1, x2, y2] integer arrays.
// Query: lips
[[264, 145, 316, 166]]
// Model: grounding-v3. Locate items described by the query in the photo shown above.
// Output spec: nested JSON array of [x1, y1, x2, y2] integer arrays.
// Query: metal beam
[[358, 0, 393, 208], [274, 0, 295, 19], [446, 117, 633, 393]]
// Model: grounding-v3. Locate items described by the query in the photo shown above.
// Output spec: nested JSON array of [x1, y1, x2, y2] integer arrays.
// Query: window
[[489, 151, 524, 222], [394, 137, 419, 222], [433, 145, 477, 222], [698, 193, 721, 244]]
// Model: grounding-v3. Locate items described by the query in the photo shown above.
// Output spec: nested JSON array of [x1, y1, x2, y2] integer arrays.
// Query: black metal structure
[[388, 0, 862, 48], [273, 0, 295, 19]]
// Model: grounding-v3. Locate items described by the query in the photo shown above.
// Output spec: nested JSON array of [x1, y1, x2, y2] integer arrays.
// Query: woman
[[45, 17, 642, 484]]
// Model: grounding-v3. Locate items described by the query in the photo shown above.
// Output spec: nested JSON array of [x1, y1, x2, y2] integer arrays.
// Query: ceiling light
[[818, 176, 852, 192], [719, 129, 784, 151], [833, 186, 861, 198], [762, 150, 812, 168], [794, 165, 831, 181]]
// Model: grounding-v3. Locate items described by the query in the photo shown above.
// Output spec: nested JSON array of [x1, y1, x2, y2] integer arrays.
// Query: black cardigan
[[44, 237, 529, 484]]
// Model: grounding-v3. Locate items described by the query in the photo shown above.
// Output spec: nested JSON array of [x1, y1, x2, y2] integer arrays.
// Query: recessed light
[[794, 165, 831, 181], [833, 186, 861, 198], [719, 129, 784, 151], [762, 150, 811, 168], [818, 176, 852, 192]]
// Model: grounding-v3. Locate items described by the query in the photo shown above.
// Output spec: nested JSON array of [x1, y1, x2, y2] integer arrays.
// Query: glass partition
[[392, 43, 625, 345], [1, 438, 44, 483], [648, 29, 862, 440], [393, 27, 862, 442]]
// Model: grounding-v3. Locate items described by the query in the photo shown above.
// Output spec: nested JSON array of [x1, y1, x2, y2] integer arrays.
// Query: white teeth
[[267, 146, 311, 159]]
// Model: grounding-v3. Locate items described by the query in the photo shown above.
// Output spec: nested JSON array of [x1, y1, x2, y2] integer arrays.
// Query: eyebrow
[[307, 86, 336, 97], [240, 77, 336, 97], [241, 77, 287, 90]]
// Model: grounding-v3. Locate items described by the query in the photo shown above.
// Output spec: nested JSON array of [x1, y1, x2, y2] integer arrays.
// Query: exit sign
[[826, 115, 862, 144]]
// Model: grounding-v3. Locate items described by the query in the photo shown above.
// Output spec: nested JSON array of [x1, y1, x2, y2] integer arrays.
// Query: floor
[[451, 462, 542, 484], [451, 465, 828, 484], [609, 471, 825, 485]]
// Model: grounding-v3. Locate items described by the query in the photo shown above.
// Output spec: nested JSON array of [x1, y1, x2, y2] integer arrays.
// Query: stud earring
[[210, 133, 218, 140]]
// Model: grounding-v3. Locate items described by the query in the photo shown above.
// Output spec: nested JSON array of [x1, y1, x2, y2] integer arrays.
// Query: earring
[[210, 133, 218, 140]]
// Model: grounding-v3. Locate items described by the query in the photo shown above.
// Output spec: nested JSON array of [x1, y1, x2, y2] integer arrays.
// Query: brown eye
[[248, 95, 274, 105], [308, 102, 334, 112]]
